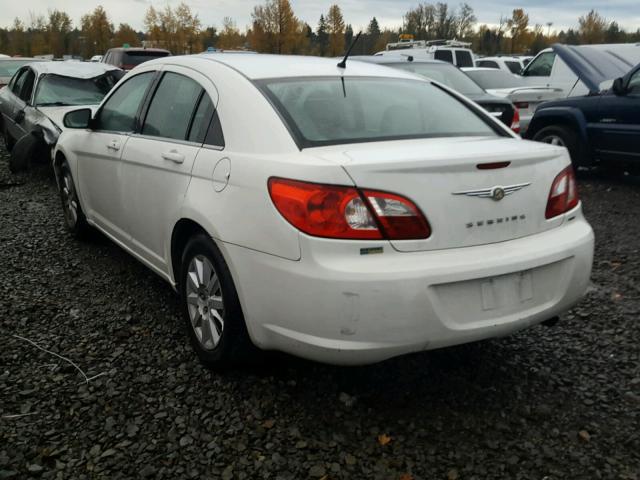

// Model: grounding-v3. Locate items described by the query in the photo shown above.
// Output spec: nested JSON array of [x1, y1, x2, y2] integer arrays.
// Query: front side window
[[35, 72, 119, 107], [98, 72, 154, 132], [434, 50, 454, 64], [142, 72, 203, 141], [456, 50, 473, 68], [390, 62, 485, 96], [522, 52, 555, 77], [259, 77, 501, 148]]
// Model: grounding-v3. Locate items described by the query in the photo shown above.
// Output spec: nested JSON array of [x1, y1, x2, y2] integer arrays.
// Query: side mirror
[[63, 108, 93, 129], [612, 77, 626, 96]]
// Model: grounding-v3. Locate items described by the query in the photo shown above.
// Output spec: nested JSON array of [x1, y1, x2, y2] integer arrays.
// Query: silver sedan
[[0, 61, 122, 171]]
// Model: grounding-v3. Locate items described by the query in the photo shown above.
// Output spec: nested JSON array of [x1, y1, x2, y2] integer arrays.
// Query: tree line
[[1, 1, 639, 59]]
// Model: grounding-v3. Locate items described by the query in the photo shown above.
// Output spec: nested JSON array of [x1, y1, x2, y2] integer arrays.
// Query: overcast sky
[[2, 0, 640, 32]]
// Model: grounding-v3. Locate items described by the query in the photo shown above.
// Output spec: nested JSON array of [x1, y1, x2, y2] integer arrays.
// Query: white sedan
[[53, 54, 594, 368]]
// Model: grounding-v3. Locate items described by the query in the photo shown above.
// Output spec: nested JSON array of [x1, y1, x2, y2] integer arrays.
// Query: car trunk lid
[[311, 137, 569, 252]]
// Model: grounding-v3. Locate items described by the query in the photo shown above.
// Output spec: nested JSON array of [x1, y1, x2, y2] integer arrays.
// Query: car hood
[[552, 43, 640, 93]]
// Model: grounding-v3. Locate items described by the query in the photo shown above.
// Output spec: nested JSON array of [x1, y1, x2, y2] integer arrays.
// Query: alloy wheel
[[185, 255, 225, 350], [540, 134, 566, 147], [61, 171, 79, 228]]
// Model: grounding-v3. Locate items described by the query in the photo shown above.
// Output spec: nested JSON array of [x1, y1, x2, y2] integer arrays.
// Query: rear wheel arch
[[171, 219, 211, 286]]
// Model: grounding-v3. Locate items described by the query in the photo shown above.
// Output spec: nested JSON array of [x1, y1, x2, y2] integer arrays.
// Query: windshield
[[0, 60, 38, 77], [259, 77, 500, 148], [385, 62, 485, 95], [35, 72, 119, 106], [465, 70, 525, 89]]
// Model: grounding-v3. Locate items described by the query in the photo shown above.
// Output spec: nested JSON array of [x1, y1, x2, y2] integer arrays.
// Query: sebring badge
[[452, 182, 531, 201]]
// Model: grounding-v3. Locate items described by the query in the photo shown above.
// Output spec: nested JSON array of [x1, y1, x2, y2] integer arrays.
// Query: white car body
[[462, 67, 564, 133], [54, 54, 594, 366], [475, 56, 524, 74]]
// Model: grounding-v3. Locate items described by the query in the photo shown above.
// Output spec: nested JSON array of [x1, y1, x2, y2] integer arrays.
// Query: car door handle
[[161, 150, 185, 164], [106, 140, 120, 151]]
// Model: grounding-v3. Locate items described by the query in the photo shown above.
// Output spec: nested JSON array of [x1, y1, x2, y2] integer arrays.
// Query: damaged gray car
[[0, 61, 122, 172]]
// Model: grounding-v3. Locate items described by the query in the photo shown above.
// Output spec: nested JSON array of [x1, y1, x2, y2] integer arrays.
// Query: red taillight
[[268, 178, 431, 240], [510, 107, 521, 134], [545, 166, 579, 219]]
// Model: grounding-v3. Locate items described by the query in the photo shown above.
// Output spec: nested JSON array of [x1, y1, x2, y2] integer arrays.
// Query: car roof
[[27, 61, 121, 78], [145, 54, 424, 80]]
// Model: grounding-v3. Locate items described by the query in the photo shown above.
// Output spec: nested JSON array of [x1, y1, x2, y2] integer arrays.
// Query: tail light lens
[[510, 107, 521, 134], [268, 178, 431, 240], [545, 166, 579, 219]]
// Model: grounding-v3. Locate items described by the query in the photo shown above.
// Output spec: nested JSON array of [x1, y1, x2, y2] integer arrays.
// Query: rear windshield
[[123, 51, 170, 66], [387, 62, 485, 96], [35, 72, 120, 106], [465, 70, 525, 89], [259, 76, 501, 148], [0, 60, 38, 77]]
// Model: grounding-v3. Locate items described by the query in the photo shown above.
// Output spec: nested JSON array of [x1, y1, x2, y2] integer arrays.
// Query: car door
[[4, 67, 33, 141], [119, 67, 219, 272], [77, 71, 156, 244]]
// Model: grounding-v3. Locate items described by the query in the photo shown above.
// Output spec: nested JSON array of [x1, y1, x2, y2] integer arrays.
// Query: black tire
[[532, 125, 582, 166], [58, 161, 90, 238], [179, 233, 257, 370]]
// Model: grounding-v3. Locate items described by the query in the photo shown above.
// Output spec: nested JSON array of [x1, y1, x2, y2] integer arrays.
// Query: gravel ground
[[0, 144, 638, 480]]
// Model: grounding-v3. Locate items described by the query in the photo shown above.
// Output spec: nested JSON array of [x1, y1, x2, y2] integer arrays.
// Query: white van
[[377, 39, 476, 68], [521, 44, 640, 97]]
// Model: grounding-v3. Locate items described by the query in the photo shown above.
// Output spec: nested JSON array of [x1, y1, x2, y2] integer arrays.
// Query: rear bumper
[[223, 211, 594, 365]]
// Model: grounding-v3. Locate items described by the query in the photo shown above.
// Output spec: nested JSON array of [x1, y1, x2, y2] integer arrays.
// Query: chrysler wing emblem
[[452, 182, 531, 201]]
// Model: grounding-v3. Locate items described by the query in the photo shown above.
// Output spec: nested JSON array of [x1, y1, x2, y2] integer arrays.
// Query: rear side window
[[18, 69, 36, 103], [505, 61, 523, 74], [142, 72, 202, 141], [523, 52, 555, 77], [98, 72, 154, 132], [477, 60, 499, 69], [434, 50, 453, 64], [455, 50, 473, 68], [187, 93, 214, 143], [11, 68, 28, 96]]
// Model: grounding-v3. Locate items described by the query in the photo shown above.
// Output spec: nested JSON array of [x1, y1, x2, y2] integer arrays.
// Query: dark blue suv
[[526, 44, 640, 169]]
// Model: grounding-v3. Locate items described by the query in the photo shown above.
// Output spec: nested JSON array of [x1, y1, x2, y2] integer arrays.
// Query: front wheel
[[533, 125, 582, 166], [58, 161, 90, 238], [180, 233, 257, 369]]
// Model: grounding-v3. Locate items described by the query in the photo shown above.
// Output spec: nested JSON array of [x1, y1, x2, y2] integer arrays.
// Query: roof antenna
[[337, 31, 362, 69]]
